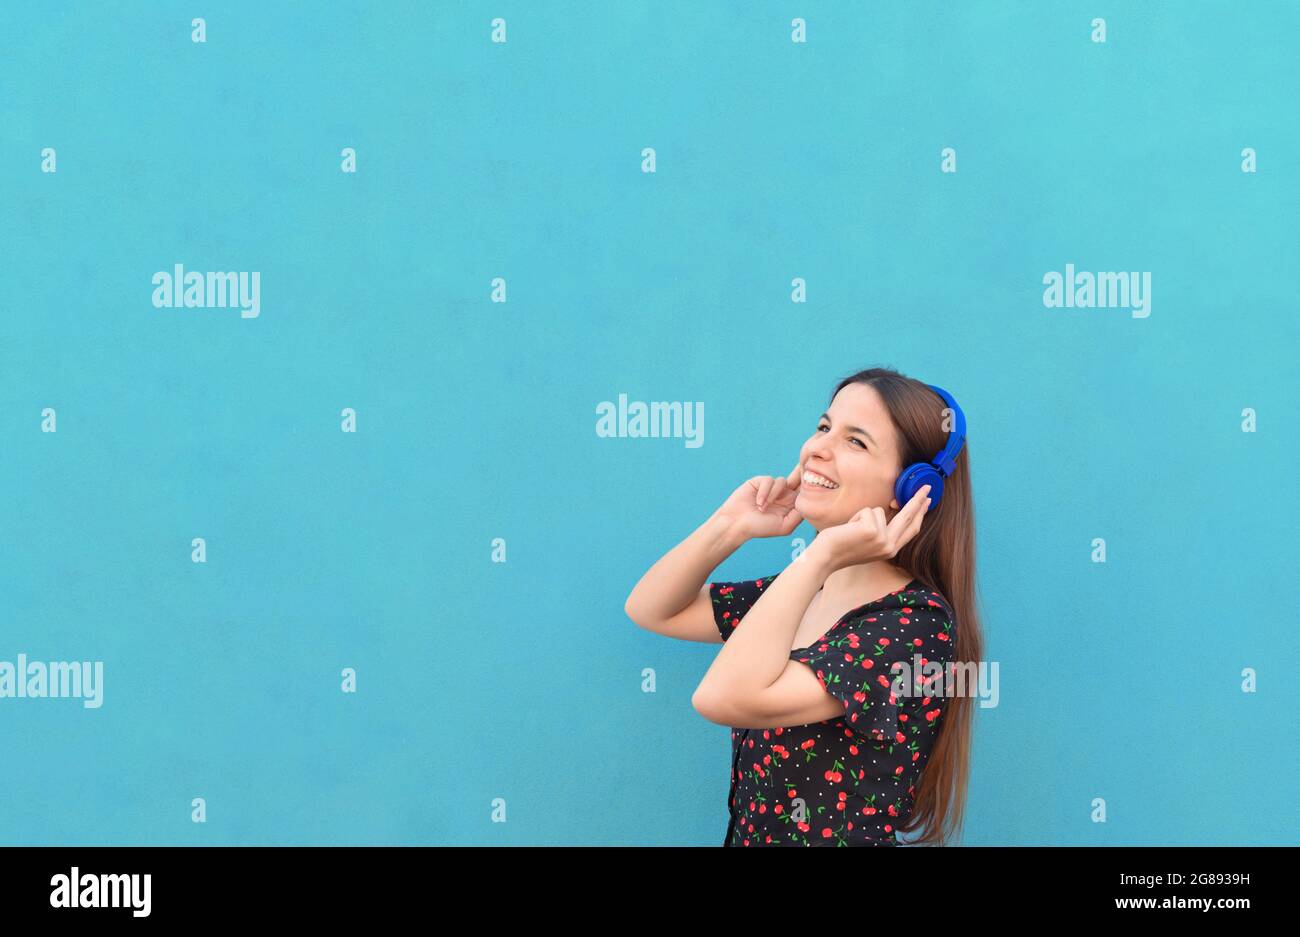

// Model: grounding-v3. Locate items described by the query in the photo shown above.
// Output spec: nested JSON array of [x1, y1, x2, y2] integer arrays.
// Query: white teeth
[[802, 470, 839, 489]]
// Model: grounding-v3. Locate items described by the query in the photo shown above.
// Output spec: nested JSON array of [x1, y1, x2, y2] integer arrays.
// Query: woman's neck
[[815, 560, 914, 611]]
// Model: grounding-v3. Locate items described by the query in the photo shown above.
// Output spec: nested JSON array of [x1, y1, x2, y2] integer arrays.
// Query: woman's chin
[[796, 501, 856, 531], [793, 500, 831, 529]]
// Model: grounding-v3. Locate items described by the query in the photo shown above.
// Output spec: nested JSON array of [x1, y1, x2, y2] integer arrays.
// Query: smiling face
[[795, 382, 905, 530]]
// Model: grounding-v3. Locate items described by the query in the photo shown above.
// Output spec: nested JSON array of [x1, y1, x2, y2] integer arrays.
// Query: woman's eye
[[818, 424, 867, 450]]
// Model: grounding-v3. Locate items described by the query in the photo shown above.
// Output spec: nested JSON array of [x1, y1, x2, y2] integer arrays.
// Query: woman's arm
[[625, 466, 803, 642], [692, 489, 934, 725], [691, 547, 832, 713], [623, 512, 748, 642]]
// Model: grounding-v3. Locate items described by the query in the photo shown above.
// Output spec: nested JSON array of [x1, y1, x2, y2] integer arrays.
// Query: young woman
[[625, 367, 982, 846]]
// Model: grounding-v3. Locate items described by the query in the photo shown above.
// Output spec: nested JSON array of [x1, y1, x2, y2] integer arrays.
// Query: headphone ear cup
[[895, 464, 944, 508]]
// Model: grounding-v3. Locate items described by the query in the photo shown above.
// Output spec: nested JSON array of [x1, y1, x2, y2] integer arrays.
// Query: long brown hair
[[829, 366, 982, 846]]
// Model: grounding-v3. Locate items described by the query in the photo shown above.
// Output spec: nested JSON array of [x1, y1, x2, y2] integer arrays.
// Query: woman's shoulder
[[902, 579, 956, 622], [708, 570, 784, 615], [838, 578, 956, 644]]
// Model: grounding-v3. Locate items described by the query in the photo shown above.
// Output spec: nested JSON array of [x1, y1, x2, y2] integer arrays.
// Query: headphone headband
[[925, 383, 966, 477], [892, 382, 966, 510]]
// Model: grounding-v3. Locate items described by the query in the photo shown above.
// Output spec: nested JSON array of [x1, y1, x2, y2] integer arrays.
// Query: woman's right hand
[[711, 464, 805, 539]]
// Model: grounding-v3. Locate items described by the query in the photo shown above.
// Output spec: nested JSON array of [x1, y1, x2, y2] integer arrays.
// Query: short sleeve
[[708, 573, 781, 642], [790, 595, 957, 747]]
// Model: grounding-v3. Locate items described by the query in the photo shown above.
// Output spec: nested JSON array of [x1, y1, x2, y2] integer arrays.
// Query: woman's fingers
[[891, 485, 930, 522], [777, 504, 804, 535], [870, 507, 888, 538], [760, 474, 802, 511], [887, 485, 932, 542]]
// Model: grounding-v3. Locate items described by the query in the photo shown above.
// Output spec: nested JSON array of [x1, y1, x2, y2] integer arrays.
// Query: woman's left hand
[[808, 484, 933, 574]]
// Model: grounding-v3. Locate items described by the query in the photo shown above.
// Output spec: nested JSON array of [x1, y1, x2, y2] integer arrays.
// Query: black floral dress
[[708, 572, 957, 846]]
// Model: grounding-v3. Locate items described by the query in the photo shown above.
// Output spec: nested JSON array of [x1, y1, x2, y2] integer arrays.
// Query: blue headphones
[[893, 383, 966, 509]]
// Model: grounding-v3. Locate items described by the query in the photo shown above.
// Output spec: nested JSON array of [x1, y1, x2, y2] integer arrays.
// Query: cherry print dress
[[708, 572, 957, 846]]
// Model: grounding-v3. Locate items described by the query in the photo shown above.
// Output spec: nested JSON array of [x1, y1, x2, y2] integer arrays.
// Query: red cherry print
[[712, 579, 953, 847]]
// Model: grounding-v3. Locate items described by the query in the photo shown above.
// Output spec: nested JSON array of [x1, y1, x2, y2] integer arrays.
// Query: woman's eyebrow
[[818, 412, 877, 446]]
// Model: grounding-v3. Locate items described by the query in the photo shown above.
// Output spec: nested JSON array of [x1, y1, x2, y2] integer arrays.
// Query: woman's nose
[[805, 436, 831, 460]]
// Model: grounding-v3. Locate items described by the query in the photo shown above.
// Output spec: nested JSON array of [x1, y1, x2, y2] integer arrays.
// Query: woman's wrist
[[798, 537, 839, 580], [700, 511, 750, 558]]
